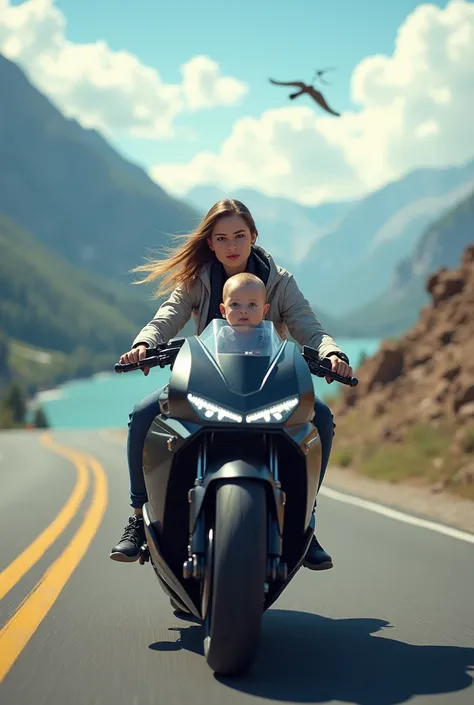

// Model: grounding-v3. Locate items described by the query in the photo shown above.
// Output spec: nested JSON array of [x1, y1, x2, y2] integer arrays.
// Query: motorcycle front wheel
[[204, 479, 267, 676]]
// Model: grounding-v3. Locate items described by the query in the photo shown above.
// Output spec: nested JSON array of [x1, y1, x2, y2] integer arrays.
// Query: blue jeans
[[127, 387, 335, 509]]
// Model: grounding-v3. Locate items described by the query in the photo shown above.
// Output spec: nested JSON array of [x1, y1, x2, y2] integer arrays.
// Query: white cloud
[[0, 0, 248, 139], [182, 55, 247, 110], [151, 0, 474, 204]]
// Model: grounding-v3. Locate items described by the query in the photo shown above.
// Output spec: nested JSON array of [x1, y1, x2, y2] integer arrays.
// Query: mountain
[[185, 185, 352, 267], [333, 189, 474, 337], [0, 215, 158, 354], [0, 54, 201, 282], [298, 160, 474, 315]]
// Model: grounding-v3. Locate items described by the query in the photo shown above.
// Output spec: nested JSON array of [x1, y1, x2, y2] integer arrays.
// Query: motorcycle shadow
[[149, 609, 474, 704]]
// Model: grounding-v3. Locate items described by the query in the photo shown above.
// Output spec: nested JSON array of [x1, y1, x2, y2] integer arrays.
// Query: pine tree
[[1, 383, 26, 425], [33, 406, 50, 428]]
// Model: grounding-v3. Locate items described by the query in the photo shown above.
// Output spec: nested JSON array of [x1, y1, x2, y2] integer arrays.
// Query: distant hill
[[333, 190, 474, 337], [298, 160, 474, 316], [0, 54, 201, 282]]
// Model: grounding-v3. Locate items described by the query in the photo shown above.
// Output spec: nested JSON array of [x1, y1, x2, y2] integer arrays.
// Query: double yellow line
[[0, 433, 108, 681]]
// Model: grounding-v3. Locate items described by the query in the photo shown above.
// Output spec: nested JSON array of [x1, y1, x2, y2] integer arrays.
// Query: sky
[[1, 0, 473, 205]]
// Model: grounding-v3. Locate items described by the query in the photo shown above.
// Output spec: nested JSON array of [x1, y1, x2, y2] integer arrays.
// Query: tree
[[33, 406, 50, 428], [0, 332, 11, 385], [1, 383, 26, 425]]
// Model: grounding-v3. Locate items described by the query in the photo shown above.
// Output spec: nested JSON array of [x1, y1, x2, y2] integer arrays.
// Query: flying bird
[[312, 67, 336, 86], [269, 77, 341, 117]]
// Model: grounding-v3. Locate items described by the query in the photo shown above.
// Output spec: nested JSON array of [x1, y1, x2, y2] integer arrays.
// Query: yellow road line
[[0, 448, 108, 682], [0, 433, 90, 601]]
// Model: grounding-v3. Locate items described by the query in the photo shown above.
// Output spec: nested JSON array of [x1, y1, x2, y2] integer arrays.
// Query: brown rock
[[332, 244, 474, 467], [454, 385, 474, 414], [442, 364, 460, 381], [429, 271, 465, 305], [438, 327, 454, 345], [426, 269, 445, 295], [458, 402, 474, 421], [408, 346, 432, 367], [367, 343, 405, 391], [452, 463, 474, 485], [433, 380, 450, 403]]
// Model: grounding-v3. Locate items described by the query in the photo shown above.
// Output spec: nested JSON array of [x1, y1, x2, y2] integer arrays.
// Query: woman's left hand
[[326, 355, 353, 384]]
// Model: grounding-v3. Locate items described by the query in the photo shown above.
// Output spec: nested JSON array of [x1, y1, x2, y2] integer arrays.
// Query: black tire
[[205, 480, 267, 676]]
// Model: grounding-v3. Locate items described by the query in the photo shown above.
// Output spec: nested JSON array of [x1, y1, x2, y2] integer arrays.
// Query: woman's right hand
[[119, 344, 150, 376]]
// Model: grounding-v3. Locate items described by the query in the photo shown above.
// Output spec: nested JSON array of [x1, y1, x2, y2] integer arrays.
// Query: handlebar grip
[[326, 370, 359, 386], [308, 358, 358, 387], [114, 355, 163, 373]]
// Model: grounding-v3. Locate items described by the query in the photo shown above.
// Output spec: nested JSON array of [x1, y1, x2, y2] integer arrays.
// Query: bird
[[311, 67, 336, 86], [269, 77, 341, 117]]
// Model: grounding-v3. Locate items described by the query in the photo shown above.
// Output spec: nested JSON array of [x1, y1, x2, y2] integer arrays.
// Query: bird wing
[[307, 88, 341, 116], [269, 78, 307, 89]]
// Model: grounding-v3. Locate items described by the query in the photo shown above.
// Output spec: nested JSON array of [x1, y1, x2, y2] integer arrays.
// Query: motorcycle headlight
[[187, 393, 243, 423], [245, 397, 299, 424]]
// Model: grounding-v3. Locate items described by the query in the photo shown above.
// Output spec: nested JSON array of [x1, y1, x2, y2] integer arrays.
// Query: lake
[[33, 338, 381, 429]]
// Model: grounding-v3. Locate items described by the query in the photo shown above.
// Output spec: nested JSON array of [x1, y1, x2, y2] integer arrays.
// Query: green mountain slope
[[0, 215, 157, 354], [0, 54, 200, 282]]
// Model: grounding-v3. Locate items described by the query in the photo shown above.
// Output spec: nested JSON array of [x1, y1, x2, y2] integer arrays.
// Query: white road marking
[[320, 486, 474, 545]]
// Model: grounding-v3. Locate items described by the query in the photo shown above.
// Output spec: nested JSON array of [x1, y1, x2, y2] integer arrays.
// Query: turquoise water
[[34, 338, 381, 429]]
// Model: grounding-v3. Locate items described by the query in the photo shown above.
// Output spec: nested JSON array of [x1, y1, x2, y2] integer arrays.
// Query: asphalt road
[[1, 428, 474, 705]]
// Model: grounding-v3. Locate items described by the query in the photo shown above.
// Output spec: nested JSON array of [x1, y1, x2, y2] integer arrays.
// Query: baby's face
[[220, 283, 269, 326]]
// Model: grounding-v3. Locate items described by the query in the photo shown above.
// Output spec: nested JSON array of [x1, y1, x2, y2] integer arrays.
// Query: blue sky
[[51, 0, 449, 165], [3, 0, 473, 203]]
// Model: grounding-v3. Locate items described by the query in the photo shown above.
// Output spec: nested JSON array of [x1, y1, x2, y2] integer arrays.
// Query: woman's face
[[208, 215, 256, 273]]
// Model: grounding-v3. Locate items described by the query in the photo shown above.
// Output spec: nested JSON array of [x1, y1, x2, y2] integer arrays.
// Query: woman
[[110, 199, 353, 570]]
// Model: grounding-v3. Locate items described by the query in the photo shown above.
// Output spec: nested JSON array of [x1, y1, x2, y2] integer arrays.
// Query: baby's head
[[219, 273, 270, 327]]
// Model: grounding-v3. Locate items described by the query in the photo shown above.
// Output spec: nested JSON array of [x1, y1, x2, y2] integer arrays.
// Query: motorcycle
[[115, 319, 358, 676]]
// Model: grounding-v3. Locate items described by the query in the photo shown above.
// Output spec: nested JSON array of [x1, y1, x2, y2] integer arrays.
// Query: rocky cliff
[[332, 245, 474, 498]]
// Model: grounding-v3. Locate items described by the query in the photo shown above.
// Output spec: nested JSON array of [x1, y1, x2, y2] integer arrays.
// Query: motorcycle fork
[[266, 435, 287, 582], [183, 435, 208, 580], [183, 433, 287, 583]]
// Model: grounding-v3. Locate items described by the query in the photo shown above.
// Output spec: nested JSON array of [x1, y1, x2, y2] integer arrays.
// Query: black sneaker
[[110, 515, 146, 562], [303, 535, 333, 571]]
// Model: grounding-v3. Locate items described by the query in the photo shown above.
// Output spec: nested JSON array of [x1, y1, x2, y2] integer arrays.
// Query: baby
[[217, 272, 270, 355]]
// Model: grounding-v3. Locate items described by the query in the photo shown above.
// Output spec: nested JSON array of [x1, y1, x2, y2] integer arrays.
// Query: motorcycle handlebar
[[114, 340, 358, 386], [308, 358, 359, 387], [302, 345, 358, 387], [114, 355, 164, 374], [114, 342, 184, 374]]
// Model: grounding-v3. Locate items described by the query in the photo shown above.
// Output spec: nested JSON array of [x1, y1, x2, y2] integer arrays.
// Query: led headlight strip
[[187, 393, 243, 423], [187, 394, 299, 424], [246, 397, 299, 423]]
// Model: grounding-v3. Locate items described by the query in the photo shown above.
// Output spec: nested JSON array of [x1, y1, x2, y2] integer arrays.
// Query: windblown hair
[[222, 272, 266, 301], [132, 199, 258, 298]]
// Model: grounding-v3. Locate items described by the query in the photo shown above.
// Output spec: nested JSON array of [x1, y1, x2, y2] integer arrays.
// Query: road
[[1, 429, 474, 705]]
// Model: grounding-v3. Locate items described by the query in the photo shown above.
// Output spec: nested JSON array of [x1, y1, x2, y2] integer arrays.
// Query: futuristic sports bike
[[115, 319, 358, 676]]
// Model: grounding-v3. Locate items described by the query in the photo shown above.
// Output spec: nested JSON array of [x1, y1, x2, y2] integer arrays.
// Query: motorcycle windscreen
[[198, 319, 283, 395]]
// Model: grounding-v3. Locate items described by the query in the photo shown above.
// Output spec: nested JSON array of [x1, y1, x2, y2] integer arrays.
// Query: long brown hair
[[132, 199, 258, 297]]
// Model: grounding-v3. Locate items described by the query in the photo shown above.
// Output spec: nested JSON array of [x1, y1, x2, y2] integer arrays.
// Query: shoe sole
[[302, 559, 334, 571], [109, 551, 139, 563]]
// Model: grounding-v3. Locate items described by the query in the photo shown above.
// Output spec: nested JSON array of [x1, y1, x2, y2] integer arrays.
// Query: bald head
[[223, 272, 265, 300], [220, 273, 269, 327]]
